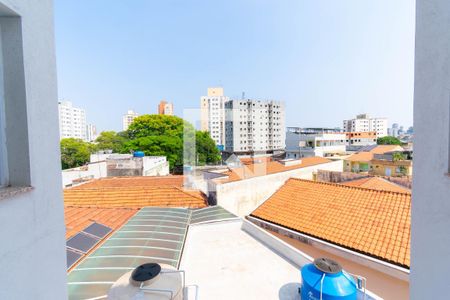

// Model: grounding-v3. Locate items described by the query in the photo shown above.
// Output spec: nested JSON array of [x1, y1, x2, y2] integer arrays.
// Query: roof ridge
[[376, 176, 411, 190], [173, 186, 207, 201], [288, 178, 411, 196], [64, 205, 137, 210], [66, 186, 183, 191]]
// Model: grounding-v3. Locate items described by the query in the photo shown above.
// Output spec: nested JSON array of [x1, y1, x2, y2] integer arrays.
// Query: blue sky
[[55, 0, 415, 132]]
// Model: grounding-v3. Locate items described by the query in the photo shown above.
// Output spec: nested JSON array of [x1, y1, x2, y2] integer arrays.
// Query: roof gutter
[[247, 216, 410, 282]]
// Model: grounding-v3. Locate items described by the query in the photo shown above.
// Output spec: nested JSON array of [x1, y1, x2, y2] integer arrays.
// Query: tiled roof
[[72, 176, 185, 189], [345, 145, 404, 162], [250, 178, 410, 268], [217, 157, 332, 183], [239, 156, 272, 165], [369, 145, 403, 154], [64, 206, 137, 239], [341, 177, 411, 194], [65, 176, 207, 209], [64, 186, 207, 208], [345, 152, 374, 162]]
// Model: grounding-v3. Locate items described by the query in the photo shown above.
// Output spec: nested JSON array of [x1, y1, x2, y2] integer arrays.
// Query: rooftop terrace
[[67, 205, 379, 300]]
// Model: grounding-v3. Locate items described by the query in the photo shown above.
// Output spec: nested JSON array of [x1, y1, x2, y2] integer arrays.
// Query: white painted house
[[286, 127, 346, 159]]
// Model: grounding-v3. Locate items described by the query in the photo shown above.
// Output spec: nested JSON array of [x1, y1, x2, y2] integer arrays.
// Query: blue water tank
[[133, 151, 145, 158], [301, 258, 357, 300]]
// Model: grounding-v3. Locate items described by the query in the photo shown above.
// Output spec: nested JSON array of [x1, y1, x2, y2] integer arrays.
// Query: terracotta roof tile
[[250, 178, 410, 268], [218, 157, 331, 183], [345, 145, 404, 162], [65, 176, 207, 209], [64, 206, 136, 239], [369, 145, 403, 154], [64, 187, 207, 208], [72, 176, 185, 189], [341, 177, 411, 194], [345, 152, 374, 162]]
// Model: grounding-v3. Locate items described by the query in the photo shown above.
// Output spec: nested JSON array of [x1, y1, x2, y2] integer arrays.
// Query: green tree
[[60, 138, 95, 169], [392, 152, 406, 161], [125, 114, 220, 169], [95, 131, 128, 153], [196, 131, 221, 165], [124, 136, 183, 168], [128, 115, 185, 139], [377, 136, 403, 145]]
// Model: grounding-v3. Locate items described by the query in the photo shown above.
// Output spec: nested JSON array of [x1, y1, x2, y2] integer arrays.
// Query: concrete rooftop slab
[[179, 220, 301, 300]]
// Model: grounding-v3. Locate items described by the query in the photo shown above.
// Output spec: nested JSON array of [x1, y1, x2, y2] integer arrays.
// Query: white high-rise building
[[58, 101, 87, 140], [200, 87, 229, 147], [225, 99, 285, 155], [122, 110, 139, 131], [86, 124, 97, 142], [343, 114, 388, 137]]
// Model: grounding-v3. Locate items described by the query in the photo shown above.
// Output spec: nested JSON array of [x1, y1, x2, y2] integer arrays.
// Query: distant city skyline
[[55, 0, 414, 132]]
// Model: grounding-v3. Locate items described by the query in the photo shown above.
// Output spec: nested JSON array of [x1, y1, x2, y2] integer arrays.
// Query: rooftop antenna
[[242, 92, 245, 99]]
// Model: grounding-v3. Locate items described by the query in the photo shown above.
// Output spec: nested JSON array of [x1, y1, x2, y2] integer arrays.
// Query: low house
[[248, 178, 410, 300], [370, 151, 413, 177], [343, 145, 404, 173], [286, 127, 347, 159], [62, 154, 170, 187]]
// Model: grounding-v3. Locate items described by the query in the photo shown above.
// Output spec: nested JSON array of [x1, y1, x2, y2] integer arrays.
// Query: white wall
[[412, 1, 450, 299], [214, 160, 343, 216], [62, 161, 107, 187], [0, 1, 67, 299], [142, 156, 170, 176]]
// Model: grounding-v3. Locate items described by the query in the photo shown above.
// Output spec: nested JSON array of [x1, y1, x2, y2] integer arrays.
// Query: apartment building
[[343, 113, 388, 137], [86, 124, 97, 142], [286, 127, 346, 159], [200, 87, 228, 147], [58, 101, 87, 140], [345, 131, 377, 146], [224, 99, 285, 155], [122, 109, 139, 131], [158, 100, 173, 116]]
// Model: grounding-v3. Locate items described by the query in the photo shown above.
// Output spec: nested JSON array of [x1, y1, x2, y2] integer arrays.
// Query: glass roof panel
[[111, 231, 184, 241], [68, 207, 190, 298], [68, 268, 130, 283], [190, 206, 238, 224], [102, 238, 183, 250], [67, 283, 112, 300], [121, 225, 187, 234], [91, 247, 179, 260]]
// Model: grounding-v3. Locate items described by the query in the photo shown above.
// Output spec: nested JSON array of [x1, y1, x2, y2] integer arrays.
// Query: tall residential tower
[[58, 101, 87, 140], [158, 100, 174, 116], [122, 110, 139, 131], [225, 99, 285, 155], [343, 113, 388, 137], [200, 87, 228, 147]]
